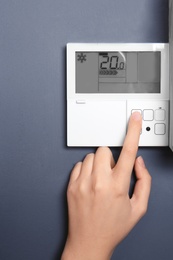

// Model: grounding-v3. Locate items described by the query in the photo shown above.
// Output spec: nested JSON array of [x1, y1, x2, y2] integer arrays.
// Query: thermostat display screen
[[76, 52, 161, 93]]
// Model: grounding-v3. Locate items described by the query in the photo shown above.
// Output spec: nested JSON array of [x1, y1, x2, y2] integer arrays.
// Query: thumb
[[130, 156, 152, 220]]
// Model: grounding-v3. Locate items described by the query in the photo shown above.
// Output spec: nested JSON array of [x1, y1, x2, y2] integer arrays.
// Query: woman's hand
[[61, 112, 151, 260]]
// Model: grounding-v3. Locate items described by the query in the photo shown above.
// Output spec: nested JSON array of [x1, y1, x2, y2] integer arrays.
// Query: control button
[[143, 109, 154, 121], [155, 109, 166, 121], [146, 127, 151, 132], [131, 109, 142, 115], [154, 123, 166, 135]]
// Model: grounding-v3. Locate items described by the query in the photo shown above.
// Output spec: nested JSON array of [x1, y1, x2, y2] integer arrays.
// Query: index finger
[[114, 112, 142, 181]]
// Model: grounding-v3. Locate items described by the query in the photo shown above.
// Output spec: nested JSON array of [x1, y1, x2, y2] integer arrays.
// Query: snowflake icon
[[77, 53, 87, 63]]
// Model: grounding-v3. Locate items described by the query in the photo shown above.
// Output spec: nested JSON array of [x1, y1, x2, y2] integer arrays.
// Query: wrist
[[61, 239, 112, 260]]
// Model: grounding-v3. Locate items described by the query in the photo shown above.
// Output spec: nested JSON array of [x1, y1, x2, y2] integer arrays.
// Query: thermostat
[[67, 43, 172, 150]]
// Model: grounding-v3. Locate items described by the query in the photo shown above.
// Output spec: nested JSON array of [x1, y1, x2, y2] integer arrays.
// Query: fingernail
[[137, 156, 146, 168], [131, 111, 142, 121]]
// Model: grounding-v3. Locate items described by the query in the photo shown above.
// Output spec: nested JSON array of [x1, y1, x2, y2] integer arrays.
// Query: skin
[[61, 112, 152, 260]]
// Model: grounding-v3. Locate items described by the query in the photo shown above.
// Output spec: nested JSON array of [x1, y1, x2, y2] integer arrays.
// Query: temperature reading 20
[[99, 52, 126, 70]]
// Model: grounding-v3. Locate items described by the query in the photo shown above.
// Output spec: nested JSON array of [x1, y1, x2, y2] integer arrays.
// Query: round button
[[146, 127, 151, 131]]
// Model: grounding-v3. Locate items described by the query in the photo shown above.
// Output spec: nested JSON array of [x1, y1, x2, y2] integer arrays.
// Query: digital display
[[99, 52, 126, 78], [76, 52, 161, 93]]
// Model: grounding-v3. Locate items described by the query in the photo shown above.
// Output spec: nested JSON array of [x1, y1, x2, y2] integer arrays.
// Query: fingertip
[[127, 112, 142, 138], [69, 161, 82, 183], [129, 112, 142, 132], [135, 156, 152, 184], [131, 111, 142, 122], [136, 156, 146, 169]]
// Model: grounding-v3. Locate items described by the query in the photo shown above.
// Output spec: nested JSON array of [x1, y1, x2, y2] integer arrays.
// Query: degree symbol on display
[[77, 53, 87, 63]]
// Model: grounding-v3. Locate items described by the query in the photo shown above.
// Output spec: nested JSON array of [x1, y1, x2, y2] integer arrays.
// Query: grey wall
[[0, 0, 172, 259]]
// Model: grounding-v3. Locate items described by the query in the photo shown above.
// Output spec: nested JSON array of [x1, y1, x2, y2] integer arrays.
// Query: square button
[[154, 123, 166, 135], [155, 109, 165, 121], [143, 109, 154, 121]]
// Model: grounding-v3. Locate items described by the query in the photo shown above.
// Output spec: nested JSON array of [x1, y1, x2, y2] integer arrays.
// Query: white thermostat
[[67, 43, 173, 150]]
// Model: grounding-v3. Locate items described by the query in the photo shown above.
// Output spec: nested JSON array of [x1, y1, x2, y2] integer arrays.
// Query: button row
[[132, 109, 165, 121]]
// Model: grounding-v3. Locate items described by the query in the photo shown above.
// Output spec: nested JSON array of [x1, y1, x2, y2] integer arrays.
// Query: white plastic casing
[[169, 0, 173, 151], [67, 43, 170, 147]]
